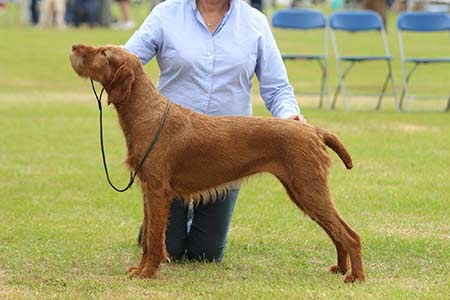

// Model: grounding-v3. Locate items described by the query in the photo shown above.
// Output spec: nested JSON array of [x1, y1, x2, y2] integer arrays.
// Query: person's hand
[[288, 115, 307, 124]]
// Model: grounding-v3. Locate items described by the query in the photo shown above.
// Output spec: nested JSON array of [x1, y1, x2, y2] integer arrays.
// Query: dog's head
[[70, 44, 143, 105]]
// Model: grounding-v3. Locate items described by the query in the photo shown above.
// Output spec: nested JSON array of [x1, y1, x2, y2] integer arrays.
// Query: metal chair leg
[[400, 62, 419, 112], [318, 71, 326, 109], [446, 93, 450, 112], [340, 62, 354, 112], [375, 72, 390, 111], [376, 60, 399, 111], [332, 61, 354, 111], [340, 77, 349, 112], [388, 61, 400, 111], [324, 59, 330, 110], [317, 58, 327, 109], [399, 88, 406, 111], [331, 84, 340, 109]]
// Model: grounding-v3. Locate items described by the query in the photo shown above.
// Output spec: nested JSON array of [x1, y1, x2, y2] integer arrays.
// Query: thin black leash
[[90, 79, 171, 192]]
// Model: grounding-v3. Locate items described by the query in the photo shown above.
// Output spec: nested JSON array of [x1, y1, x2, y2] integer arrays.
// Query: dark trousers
[[139, 189, 239, 262], [73, 0, 100, 27], [30, 0, 40, 25]]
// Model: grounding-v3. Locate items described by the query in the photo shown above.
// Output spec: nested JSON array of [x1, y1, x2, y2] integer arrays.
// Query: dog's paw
[[343, 273, 366, 283], [127, 266, 142, 278], [329, 264, 348, 275], [138, 267, 158, 279]]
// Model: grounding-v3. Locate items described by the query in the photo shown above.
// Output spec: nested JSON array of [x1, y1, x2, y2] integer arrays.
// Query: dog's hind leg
[[281, 181, 349, 275], [324, 227, 349, 275], [332, 213, 365, 283], [281, 178, 365, 282]]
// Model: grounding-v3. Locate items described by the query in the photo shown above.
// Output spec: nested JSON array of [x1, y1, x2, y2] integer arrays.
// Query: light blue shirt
[[124, 0, 300, 118]]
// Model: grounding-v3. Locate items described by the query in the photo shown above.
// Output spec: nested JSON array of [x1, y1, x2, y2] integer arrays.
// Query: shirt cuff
[[275, 103, 301, 119]]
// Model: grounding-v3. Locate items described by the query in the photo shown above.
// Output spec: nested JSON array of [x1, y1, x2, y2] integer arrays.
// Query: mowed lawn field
[[1, 7, 449, 300]]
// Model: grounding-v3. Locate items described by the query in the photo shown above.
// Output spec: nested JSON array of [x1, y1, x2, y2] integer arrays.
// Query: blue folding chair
[[272, 9, 329, 108], [329, 11, 399, 111], [397, 12, 450, 112]]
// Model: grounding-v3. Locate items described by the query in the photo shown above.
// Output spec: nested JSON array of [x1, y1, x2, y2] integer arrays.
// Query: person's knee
[[139, 223, 186, 260], [166, 240, 186, 261], [187, 246, 226, 262]]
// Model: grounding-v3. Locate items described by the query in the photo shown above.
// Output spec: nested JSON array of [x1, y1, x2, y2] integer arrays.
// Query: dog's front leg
[[130, 188, 171, 279], [127, 189, 151, 277]]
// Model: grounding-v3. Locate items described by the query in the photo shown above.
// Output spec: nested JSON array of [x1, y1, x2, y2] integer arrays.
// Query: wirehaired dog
[[70, 44, 365, 283]]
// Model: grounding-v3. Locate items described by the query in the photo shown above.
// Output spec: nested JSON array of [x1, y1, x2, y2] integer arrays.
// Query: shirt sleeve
[[123, 8, 163, 65], [255, 16, 301, 118]]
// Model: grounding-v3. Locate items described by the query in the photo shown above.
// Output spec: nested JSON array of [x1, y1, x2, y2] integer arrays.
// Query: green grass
[[1, 5, 449, 300]]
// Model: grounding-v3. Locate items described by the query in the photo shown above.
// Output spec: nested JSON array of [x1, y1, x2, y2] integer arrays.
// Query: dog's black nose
[[72, 44, 79, 51]]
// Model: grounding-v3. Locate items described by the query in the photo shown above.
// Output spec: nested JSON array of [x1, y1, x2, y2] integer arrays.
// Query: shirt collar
[[188, 0, 236, 12]]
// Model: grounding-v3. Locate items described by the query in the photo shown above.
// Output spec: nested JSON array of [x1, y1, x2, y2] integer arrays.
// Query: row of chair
[[271, 9, 450, 111]]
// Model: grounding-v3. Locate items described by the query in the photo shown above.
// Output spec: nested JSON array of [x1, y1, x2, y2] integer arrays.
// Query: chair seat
[[340, 55, 392, 62], [404, 57, 450, 64], [282, 53, 326, 60]]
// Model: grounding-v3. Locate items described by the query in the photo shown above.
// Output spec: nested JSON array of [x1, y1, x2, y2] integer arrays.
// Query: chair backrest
[[329, 10, 391, 59], [329, 11, 384, 32], [397, 11, 450, 32], [272, 8, 326, 30]]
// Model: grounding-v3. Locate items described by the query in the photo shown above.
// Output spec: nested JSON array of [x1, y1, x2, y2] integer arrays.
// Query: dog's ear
[[107, 64, 135, 105]]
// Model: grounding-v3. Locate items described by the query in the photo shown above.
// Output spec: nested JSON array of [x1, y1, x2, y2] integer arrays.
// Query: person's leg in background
[[30, 0, 40, 25], [187, 189, 239, 262], [38, 0, 53, 27], [85, 0, 99, 27], [137, 190, 238, 262], [165, 198, 189, 260], [98, 0, 112, 27], [64, 0, 74, 26], [72, 0, 83, 27], [54, 0, 66, 28], [113, 0, 134, 30]]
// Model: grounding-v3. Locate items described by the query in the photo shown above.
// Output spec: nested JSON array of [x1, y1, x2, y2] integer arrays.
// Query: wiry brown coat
[[70, 44, 365, 283]]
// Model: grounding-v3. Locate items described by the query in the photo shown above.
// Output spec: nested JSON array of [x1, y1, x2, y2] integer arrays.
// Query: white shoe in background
[[111, 20, 135, 30], [120, 20, 135, 30]]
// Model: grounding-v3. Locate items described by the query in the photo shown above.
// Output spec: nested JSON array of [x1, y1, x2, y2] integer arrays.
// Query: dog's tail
[[315, 127, 353, 170]]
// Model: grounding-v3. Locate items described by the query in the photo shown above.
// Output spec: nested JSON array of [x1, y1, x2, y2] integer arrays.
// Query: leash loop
[[90, 79, 171, 192]]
